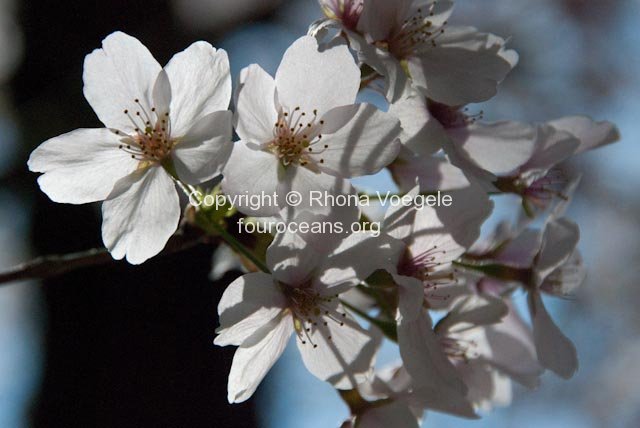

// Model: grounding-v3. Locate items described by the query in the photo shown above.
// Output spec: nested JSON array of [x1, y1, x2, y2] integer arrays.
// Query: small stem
[[177, 179, 269, 274], [454, 260, 531, 283], [0, 230, 206, 287]]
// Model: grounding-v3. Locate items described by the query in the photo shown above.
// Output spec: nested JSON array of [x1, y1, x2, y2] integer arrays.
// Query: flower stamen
[[115, 98, 176, 165], [268, 107, 329, 167]]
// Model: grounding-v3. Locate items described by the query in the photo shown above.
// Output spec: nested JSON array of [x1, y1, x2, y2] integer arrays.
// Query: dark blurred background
[[0, 0, 638, 427]]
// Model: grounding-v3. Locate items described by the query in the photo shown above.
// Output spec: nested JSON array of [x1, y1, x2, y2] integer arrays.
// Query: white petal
[[447, 121, 537, 176], [455, 360, 494, 411], [345, 30, 410, 102], [548, 174, 582, 221], [358, 0, 411, 41], [388, 90, 448, 156], [152, 69, 172, 116], [315, 232, 405, 293], [296, 302, 375, 389], [390, 154, 470, 192], [286, 202, 361, 254], [227, 312, 293, 403], [414, 190, 492, 258], [433, 26, 517, 66], [276, 163, 352, 218], [275, 36, 359, 115], [540, 250, 586, 297], [234, 63, 278, 143], [484, 304, 543, 388], [438, 294, 508, 333], [101, 166, 180, 264], [215, 272, 287, 346], [164, 42, 231, 136], [83, 32, 161, 131], [523, 125, 579, 172], [547, 115, 620, 155], [221, 141, 281, 216], [409, 27, 515, 106], [28, 128, 138, 204], [528, 292, 578, 379], [397, 297, 462, 390], [172, 110, 233, 184], [489, 373, 513, 409], [397, 309, 476, 418], [267, 231, 323, 286], [395, 274, 425, 323], [308, 17, 340, 39], [382, 186, 421, 242], [436, 183, 494, 248], [316, 103, 401, 177], [535, 218, 580, 285], [494, 228, 543, 268]]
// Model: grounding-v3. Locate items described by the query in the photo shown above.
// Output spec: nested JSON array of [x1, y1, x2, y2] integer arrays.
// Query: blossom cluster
[[28, 0, 619, 426]]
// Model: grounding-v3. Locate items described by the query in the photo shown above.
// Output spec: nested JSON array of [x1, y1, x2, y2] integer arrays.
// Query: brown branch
[[0, 228, 209, 287]]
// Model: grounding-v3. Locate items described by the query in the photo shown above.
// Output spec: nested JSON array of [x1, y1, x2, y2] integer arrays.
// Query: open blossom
[[28, 32, 233, 264], [439, 110, 620, 211], [387, 88, 470, 192], [433, 295, 543, 412], [214, 222, 399, 403], [466, 217, 583, 379], [222, 35, 401, 217], [346, 297, 541, 425], [335, 0, 517, 103], [527, 218, 582, 379], [379, 185, 493, 417], [385, 185, 493, 309]]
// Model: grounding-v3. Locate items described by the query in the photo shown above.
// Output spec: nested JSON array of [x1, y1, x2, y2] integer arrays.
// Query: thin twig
[[0, 229, 208, 287]]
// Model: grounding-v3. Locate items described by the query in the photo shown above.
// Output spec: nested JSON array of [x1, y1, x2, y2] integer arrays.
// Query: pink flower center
[[382, 5, 447, 59], [115, 98, 176, 164], [281, 282, 346, 349], [322, 0, 364, 31], [428, 101, 484, 129], [440, 336, 480, 362], [522, 169, 569, 208], [268, 106, 329, 167], [398, 246, 458, 304]]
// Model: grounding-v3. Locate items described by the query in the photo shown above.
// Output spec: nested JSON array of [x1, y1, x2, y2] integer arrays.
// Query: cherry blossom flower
[[222, 35, 401, 217], [345, 295, 541, 423], [527, 218, 582, 379], [384, 184, 493, 309], [28, 32, 233, 264], [338, 0, 517, 103], [433, 295, 543, 412], [387, 88, 470, 192], [440, 111, 619, 212], [214, 223, 400, 403], [378, 185, 493, 417], [464, 217, 583, 379]]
